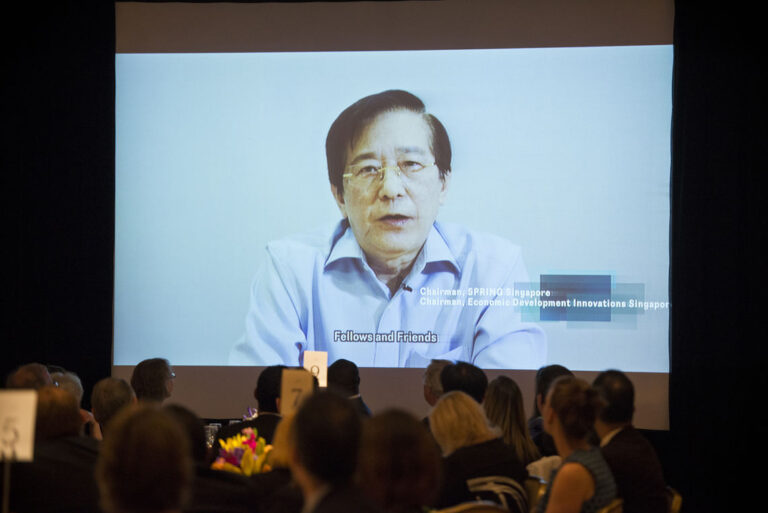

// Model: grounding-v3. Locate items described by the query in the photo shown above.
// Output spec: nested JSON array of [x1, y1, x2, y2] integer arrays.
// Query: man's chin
[[365, 235, 427, 262]]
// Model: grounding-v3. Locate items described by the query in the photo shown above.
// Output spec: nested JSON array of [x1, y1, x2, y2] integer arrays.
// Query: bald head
[[6, 363, 53, 390]]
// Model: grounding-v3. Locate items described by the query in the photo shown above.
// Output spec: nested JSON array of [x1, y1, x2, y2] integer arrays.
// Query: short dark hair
[[130, 358, 172, 402], [593, 369, 635, 424], [358, 409, 441, 510], [97, 405, 193, 513], [6, 362, 53, 389], [533, 364, 574, 417], [254, 365, 286, 413], [91, 377, 135, 433], [440, 361, 488, 403], [292, 391, 361, 485], [327, 358, 361, 396], [547, 376, 601, 441], [164, 403, 208, 464], [326, 89, 451, 195]]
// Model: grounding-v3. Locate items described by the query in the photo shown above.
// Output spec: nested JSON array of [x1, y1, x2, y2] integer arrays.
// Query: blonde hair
[[423, 359, 452, 397], [484, 376, 540, 465], [429, 391, 497, 456]]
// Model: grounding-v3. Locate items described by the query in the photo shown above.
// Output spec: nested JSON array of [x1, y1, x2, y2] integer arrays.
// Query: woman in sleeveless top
[[536, 376, 616, 513]]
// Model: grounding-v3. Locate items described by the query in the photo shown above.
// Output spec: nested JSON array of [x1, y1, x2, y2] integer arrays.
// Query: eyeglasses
[[343, 160, 436, 186]]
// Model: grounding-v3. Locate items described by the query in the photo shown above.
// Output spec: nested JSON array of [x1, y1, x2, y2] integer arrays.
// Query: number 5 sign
[[0, 390, 37, 461]]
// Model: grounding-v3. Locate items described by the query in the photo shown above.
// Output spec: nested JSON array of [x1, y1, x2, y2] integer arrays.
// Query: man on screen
[[230, 89, 545, 368]]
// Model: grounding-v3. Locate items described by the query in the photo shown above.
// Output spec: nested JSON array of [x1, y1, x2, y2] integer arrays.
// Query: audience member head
[[358, 409, 441, 512], [542, 376, 601, 444], [254, 365, 286, 413], [269, 412, 295, 469], [423, 359, 451, 407], [91, 377, 136, 434], [130, 358, 174, 403], [592, 369, 635, 432], [533, 364, 574, 418], [97, 404, 193, 513], [440, 361, 487, 403], [429, 390, 497, 456], [5, 362, 53, 389], [35, 385, 83, 441], [164, 404, 208, 465], [484, 375, 541, 465], [290, 390, 361, 490], [327, 358, 361, 396], [50, 370, 84, 405]]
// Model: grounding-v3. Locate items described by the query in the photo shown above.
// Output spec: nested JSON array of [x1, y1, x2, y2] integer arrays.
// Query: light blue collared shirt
[[230, 221, 546, 368]]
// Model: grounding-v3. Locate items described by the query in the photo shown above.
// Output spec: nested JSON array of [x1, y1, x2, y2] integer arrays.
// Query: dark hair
[[532, 364, 574, 417], [326, 89, 451, 195], [440, 361, 488, 403], [254, 365, 287, 413], [358, 409, 441, 511], [97, 405, 193, 513], [130, 358, 172, 402], [292, 391, 361, 485], [327, 358, 361, 396], [5, 362, 53, 389], [91, 377, 135, 433], [36, 385, 83, 440], [547, 376, 601, 441], [164, 403, 208, 464], [592, 369, 635, 424]]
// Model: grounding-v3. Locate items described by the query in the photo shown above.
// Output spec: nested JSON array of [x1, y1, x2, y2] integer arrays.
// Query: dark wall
[[4, 2, 763, 511], [5, 2, 114, 406]]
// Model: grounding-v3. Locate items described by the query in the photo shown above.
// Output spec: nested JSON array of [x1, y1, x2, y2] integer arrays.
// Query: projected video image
[[114, 46, 672, 371]]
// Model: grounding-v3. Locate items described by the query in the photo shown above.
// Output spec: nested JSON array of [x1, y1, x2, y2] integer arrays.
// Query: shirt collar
[[599, 425, 626, 447], [324, 221, 460, 275]]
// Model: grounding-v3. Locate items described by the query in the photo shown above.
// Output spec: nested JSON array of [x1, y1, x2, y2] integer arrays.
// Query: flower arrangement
[[211, 427, 273, 476]]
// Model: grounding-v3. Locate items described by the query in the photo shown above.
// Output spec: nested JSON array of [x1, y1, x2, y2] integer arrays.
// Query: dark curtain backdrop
[[4, 2, 763, 511], [668, 2, 763, 511], [5, 2, 115, 403]]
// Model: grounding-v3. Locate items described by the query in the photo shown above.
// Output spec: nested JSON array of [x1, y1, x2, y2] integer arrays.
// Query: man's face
[[332, 109, 449, 267]]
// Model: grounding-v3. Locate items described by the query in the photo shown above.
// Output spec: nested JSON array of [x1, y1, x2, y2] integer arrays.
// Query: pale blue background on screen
[[115, 46, 672, 370]]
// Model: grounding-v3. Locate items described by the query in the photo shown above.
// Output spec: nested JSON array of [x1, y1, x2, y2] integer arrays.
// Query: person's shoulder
[[37, 434, 100, 458], [602, 427, 664, 472], [604, 426, 656, 453], [552, 461, 595, 498], [434, 221, 523, 267]]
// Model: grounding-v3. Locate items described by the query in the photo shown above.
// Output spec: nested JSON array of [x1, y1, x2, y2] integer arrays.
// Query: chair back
[[666, 486, 682, 513], [596, 497, 623, 513], [524, 476, 547, 512], [465, 475, 528, 513], [434, 501, 510, 513]]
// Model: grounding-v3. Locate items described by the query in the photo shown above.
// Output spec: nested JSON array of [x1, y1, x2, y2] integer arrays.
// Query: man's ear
[[439, 171, 451, 205], [331, 184, 348, 218]]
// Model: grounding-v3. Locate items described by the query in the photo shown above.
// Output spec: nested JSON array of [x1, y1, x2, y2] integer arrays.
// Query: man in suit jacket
[[593, 370, 668, 513], [8, 385, 101, 513], [289, 391, 382, 513], [215, 365, 286, 446], [327, 359, 372, 417]]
